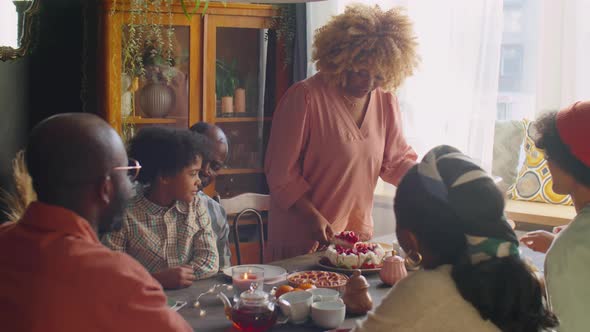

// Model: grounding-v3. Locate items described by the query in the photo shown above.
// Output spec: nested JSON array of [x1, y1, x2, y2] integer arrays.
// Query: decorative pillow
[[507, 119, 573, 205], [492, 120, 526, 191]]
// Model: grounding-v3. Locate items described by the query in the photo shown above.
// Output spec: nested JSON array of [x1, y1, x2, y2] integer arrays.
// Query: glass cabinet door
[[121, 23, 191, 137], [104, 8, 201, 137], [204, 14, 275, 198]]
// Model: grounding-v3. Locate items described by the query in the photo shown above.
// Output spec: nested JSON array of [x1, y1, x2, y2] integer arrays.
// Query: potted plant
[[135, 42, 186, 118], [216, 58, 239, 115]]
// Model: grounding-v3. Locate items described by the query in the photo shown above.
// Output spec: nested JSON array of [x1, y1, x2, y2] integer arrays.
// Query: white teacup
[[311, 300, 346, 329], [306, 288, 341, 303], [278, 290, 313, 324]]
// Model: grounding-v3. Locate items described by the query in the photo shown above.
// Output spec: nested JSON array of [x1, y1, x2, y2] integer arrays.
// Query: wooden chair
[[220, 193, 270, 265]]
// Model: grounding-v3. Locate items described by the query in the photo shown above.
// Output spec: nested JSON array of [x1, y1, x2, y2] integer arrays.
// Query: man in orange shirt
[[0, 114, 192, 332]]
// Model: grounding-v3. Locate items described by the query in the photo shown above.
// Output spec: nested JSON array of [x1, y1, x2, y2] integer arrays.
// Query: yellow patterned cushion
[[507, 119, 573, 205]]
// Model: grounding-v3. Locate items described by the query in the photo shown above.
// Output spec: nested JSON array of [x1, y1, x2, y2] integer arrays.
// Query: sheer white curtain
[[400, 0, 503, 172], [307, 0, 503, 175], [536, 0, 590, 116]]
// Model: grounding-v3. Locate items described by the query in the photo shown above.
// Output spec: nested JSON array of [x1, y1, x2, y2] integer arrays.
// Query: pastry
[[287, 270, 348, 290], [324, 242, 386, 269], [332, 231, 360, 248]]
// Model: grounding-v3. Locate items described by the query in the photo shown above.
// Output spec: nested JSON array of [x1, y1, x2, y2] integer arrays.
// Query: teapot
[[217, 283, 290, 332]]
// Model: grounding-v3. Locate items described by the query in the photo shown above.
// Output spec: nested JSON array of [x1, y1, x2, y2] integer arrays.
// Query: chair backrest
[[220, 193, 270, 215], [220, 193, 270, 265]]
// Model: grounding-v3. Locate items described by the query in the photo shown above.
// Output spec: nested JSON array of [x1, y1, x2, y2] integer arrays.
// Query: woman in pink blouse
[[264, 4, 420, 261]]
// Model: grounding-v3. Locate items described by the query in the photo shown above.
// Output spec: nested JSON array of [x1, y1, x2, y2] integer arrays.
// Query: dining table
[[165, 233, 545, 332]]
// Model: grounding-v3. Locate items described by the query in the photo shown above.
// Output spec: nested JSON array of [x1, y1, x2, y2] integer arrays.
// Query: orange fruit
[[275, 285, 294, 298], [298, 283, 316, 290]]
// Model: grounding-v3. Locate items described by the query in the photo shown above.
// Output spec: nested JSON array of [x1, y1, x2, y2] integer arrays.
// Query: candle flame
[[243, 272, 248, 279]]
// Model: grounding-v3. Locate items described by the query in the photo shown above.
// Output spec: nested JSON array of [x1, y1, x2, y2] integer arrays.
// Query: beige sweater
[[353, 265, 500, 332]]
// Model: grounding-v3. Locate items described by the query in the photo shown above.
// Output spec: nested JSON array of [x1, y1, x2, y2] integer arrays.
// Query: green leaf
[[201, 0, 209, 17], [180, 0, 201, 20]]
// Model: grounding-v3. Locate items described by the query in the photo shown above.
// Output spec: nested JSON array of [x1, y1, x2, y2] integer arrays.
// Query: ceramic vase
[[221, 96, 234, 114], [234, 88, 246, 113], [138, 82, 175, 118], [121, 75, 133, 118]]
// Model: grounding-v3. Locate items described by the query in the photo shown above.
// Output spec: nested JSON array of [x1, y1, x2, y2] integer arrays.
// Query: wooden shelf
[[166, 115, 189, 120], [505, 200, 575, 227], [215, 117, 272, 123], [126, 116, 177, 124], [218, 168, 264, 175]]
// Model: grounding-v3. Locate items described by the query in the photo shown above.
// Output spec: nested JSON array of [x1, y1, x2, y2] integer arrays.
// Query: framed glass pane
[[121, 25, 190, 132], [215, 27, 266, 118]]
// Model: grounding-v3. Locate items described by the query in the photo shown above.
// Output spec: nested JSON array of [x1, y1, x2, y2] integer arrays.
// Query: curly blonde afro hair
[[312, 3, 419, 91]]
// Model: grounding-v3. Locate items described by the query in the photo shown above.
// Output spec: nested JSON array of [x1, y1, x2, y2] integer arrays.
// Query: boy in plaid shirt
[[103, 127, 219, 289]]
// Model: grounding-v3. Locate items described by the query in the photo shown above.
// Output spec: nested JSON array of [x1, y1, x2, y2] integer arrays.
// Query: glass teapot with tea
[[217, 283, 289, 332]]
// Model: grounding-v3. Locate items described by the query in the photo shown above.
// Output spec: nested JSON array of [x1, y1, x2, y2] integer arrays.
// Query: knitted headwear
[[556, 101, 590, 168], [416, 145, 519, 264]]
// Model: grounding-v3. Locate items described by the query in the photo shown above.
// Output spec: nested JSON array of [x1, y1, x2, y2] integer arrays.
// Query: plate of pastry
[[287, 270, 349, 292]]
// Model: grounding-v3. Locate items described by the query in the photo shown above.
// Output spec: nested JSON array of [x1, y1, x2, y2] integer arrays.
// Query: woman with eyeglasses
[[102, 126, 219, 289], [354, 145, 557, 332], [264, 4, 419, 261]]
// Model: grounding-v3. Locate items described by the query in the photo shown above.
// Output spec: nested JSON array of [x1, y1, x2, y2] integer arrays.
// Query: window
[[496, 0, 540, 121], [499, 44, 523, 89], [0, 2, 19, 47]]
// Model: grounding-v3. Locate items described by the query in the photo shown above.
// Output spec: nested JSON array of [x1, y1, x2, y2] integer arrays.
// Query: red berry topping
[[335, 231, 359, 244], [354, 242, 378, 254]]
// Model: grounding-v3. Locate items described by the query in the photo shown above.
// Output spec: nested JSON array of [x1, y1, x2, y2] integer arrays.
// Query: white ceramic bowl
[[311, 300, 346, 329]]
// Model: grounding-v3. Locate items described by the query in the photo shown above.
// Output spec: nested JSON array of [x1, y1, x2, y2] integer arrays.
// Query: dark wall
[[27, 0, 99, 128], [0, 0, 99, 219], [0, 59, 29, 219]]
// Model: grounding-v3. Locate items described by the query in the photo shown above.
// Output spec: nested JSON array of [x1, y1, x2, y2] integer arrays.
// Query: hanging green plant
[[268, 4, 297, 66], [179, 0, 221, 20], [116, 0, 219, 82], [131, 1, 171, 76], [108, 0, 234, 130]]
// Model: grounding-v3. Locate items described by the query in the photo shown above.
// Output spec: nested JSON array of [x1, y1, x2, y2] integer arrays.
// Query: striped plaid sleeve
[[101, 221, 128, 252], [189, 198, 219, 280]]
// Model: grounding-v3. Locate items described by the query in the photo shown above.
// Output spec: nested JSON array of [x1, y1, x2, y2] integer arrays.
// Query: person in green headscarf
[[354, 145, 557, 332]]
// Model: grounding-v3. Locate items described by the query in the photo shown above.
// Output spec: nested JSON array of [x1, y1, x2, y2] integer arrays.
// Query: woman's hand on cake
[[310, 212, 334, 244], [293, 196, 334, 244], [308, 241, 320, 254]]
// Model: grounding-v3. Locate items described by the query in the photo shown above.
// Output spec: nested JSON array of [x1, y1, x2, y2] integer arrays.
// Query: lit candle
[[233, 272, 260, 292], [231, 266, 264, 301]]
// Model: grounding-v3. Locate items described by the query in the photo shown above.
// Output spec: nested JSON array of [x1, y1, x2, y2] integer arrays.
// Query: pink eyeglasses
[[112, 158, 142, 181]]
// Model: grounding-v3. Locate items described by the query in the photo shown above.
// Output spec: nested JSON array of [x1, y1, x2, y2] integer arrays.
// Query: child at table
[[519, 101, 590, 331], [102, 127, 218, 289], [353, 145, 557, 332]]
